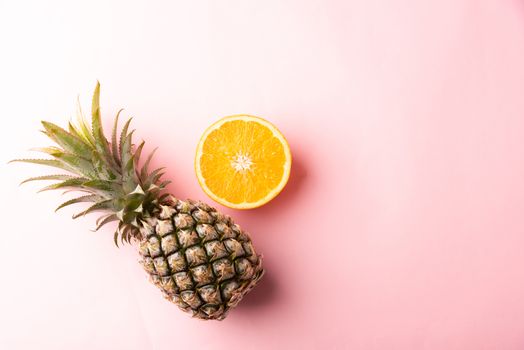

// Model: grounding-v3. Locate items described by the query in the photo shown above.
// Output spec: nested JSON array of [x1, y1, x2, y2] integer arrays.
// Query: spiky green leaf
[[123, 155, 139, 193], [133, 141, 145, 169], [31, 147, 95, 177], [91, 82, 103, 141], [75, 96, 96, 146], [113, 230, 120, 247], [111, 109, 124, 166], [90, 82, 115, 167], [92, 150, 117, 180], [38, 177, 91, 193], [120, 129, 135, 174], [72, 199, 113, 219], [145, 167, 166, 187], [30, 146, 63, 154], [81, 179, 118, 193], [20, 174, 73, 185], [121, 225, 130, 245], [95, 214, 118, 231], [10, 158, 73, 172], [45, 151, 96, 178], [140, 147, 158, 182], [68, 122, 87, 144], [158, 193, 170, 202], [41, 121, 92, 159], [55, 194, 99, 212], [158, 180, 172, 189], [114, 222, 125, 247], [119, 118, 133, 161]]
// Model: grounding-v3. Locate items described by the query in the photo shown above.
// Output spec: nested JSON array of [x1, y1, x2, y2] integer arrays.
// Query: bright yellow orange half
[[195, 115, 292, 209]]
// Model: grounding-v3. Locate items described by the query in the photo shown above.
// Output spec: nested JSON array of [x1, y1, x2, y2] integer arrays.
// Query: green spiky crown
[[13, 82, 170, 245]]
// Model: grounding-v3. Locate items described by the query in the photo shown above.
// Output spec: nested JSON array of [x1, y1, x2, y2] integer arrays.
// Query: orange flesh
[[196, 116, 291, 208]]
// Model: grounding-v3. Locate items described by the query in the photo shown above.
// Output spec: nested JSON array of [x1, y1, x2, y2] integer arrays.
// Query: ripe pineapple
[[13, 83, 264, 320]]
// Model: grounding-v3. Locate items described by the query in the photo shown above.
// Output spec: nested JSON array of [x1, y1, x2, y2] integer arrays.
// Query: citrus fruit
[[195, 115, 292, 209]]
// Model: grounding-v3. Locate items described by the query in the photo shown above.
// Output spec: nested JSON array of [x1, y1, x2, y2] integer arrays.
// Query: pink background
[[2, 0, 524, 349]]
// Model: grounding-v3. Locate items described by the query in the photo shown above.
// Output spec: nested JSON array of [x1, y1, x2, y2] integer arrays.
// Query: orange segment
[[195, 115, 292, 209]]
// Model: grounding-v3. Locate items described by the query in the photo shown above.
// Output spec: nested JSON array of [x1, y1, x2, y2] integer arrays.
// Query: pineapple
[[13, 83, 264, 320]]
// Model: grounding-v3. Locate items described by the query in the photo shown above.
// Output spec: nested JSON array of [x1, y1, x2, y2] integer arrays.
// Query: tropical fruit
[[195, 115, 291, 209], [13, 84, 264, 320]]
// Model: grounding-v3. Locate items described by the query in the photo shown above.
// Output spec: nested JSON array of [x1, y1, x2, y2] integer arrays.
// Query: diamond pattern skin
[[138, 198, 264, 320]]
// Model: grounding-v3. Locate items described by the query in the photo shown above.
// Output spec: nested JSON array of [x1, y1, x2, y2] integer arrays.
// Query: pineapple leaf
[[68, 122, 86, 143], [131, 141, 146, 186], [44, 151, 96, 178], [75, 96, 96, 146], [61, 188, 98, 196], [95, 213, 118, 231], [90, 82, 103, 142], [92, 149, 118, 180], [121, 225, 130, 244], [119, 118, 133, 161], [30, 146, 63, 154], [20, 174, 73, 185], [158, 193, 170, 202], [31, 146, 94, 175], [114, 222, 125, 247], [91, 82, 114, 166], [41, 121, 92, 159], [123, 192, 145, 212], [55, 194, 99, 212], [113, 229, 120, 247], [111, 109, 124, 167], [148, 167, 166, 186], [10, 158, 74, 172], [81, 179, 118, 193], [38, 177, 91, 193], [72, 199, 113, 219], [140, 147, 158, 182], [96, 212, 111, 225], [121, 129, 135, 175], [158, 180, 171, 189], [133, 140, 145, 170], [124, 154, 138, 192]]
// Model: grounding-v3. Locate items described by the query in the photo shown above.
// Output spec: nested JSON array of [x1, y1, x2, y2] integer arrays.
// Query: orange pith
[[195, 115, 291, 209]]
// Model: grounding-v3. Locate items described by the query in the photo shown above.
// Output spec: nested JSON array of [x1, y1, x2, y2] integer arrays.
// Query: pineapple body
[[138, 197, 263, 320]]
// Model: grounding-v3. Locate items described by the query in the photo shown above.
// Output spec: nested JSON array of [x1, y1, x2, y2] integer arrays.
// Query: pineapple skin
[[138, 197, 264, 320]]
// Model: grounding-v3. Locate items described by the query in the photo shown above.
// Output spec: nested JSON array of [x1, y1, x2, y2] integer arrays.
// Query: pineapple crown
[[12, 82, 170, 245]]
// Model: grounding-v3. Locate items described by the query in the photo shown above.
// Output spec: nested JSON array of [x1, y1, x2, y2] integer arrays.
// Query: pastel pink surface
[[2, 0, 524, 349]]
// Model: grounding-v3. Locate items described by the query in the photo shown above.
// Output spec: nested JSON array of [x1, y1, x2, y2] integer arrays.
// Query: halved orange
[[195, 115, 292, 209]]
